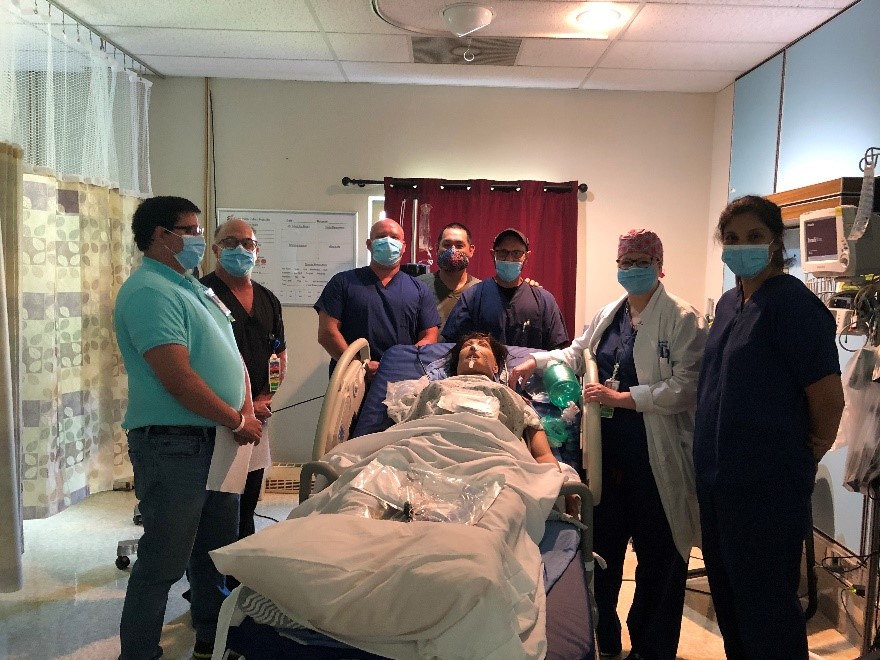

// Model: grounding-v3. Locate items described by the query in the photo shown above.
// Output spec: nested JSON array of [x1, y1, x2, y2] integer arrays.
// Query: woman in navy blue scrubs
[[694, 196, 845, 660]]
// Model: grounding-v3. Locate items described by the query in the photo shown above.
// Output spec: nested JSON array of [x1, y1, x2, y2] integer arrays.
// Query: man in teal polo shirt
[[114, 196, 263, 660]]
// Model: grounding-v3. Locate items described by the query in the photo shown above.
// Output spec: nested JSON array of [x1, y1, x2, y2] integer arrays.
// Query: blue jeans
[[119, 427, 239, 660]]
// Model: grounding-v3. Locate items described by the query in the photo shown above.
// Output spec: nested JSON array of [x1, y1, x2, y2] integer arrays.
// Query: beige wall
[[148, 77, 727, 462], [704, 83, 735, 311]]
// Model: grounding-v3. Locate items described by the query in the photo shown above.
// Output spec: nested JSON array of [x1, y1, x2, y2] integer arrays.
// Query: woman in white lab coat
[[509, 229, 707, 660]]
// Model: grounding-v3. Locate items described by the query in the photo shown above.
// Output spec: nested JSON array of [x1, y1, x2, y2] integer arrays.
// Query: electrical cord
[[254, 512, 279, 523], [270, 394, 325, 414]]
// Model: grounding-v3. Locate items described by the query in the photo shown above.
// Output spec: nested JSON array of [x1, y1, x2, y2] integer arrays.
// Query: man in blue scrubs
[[315, 218, 440, 380], [114, 196, 263, 660], [442, 228, 569, 350]]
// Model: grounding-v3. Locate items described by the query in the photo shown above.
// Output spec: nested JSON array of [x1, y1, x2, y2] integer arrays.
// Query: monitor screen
[[803, 215, 838, 262]]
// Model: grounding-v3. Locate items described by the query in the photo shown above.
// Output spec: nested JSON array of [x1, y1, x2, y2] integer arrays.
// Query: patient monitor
[[800, 205, 880, 278]]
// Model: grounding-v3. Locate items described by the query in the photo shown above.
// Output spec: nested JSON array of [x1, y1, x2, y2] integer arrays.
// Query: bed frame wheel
[[115, 555, 130, 569]]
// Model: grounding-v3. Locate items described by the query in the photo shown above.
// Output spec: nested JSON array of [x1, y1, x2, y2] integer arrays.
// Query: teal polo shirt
[[114, 257, 245, 429]]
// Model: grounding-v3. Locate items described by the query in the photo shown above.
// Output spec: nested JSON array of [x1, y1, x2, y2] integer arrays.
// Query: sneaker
[[191, 639, 213, 660], [599, 651, 622, 659]]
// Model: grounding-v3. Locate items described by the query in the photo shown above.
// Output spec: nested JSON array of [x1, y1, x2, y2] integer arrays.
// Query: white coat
[[532, 282, 707, 561]]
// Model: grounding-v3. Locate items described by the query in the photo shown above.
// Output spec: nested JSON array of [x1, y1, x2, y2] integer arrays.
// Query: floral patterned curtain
[[19, 173, 138, 518]]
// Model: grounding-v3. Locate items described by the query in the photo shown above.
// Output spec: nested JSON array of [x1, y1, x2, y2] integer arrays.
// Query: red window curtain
[[384, 178, 579, 338]]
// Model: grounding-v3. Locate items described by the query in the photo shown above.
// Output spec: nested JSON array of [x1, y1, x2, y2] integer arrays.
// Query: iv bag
[[418, 203, 433, 263]]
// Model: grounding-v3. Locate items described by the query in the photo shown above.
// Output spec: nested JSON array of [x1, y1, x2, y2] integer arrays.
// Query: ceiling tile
[[311, 0, 409, 34], [601, 40, 787, 72], [341, 62, 587, 89], [61, 0, 318, 31], [583, 68, 737, 93], [326, 33, 411, 63], [516, 38, 610, 68], [142, 56, 345, 81], [375, 0, 639, 38], [624, 4, 840, 43], [102, 27, 332, 60], [653, 0, 850, 7]]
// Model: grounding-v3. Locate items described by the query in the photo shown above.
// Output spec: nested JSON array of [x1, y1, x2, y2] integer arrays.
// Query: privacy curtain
[[0, 141, 23, 592], [19, 173, 138, 519], [384, 178, 579, 338]]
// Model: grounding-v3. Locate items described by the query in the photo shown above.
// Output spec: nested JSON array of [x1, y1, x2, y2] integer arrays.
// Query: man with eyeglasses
[[442, 228, 569, 350], [200, 218, 286, 549], [114, 196, 263, 660]]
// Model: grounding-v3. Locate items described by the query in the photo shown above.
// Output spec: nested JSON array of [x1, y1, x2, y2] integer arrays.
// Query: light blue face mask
[[722, 244, 771, 278], [495, 259, 523, 282], [617, 266, 658, 295], [370, 236, 403, 267], [165, 229, 206, 272], [220, 245, 256, 277]]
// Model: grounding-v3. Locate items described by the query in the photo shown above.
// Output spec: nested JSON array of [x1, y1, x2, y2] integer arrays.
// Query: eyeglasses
[[170, 224, 204, 236], [218, 237, 259, 251], [493, 249, 526, 260], [617, 258, 655, 270]]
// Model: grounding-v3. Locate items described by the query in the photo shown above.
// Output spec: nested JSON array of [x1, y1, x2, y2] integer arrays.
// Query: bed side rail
[[298, 461, 341, 504], [313, 338, 371, 460], [559, 481, 594, 568], [581, 349, 602, 505]]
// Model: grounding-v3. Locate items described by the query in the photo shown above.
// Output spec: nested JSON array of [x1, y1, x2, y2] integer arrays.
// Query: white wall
[[148, 77, 722, 462]]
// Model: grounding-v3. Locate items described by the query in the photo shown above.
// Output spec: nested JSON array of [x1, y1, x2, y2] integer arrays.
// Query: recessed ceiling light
[[575, 3, 625, 36]]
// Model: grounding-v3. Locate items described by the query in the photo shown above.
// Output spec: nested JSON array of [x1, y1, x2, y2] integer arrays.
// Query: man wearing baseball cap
[[441, 227, 568, 350]]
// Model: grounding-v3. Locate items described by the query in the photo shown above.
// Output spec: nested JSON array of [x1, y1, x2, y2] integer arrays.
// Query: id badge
[[600, 378, 620, 418], [203, 287, 234, 323]]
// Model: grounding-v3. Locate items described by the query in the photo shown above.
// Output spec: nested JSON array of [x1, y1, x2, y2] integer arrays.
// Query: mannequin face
[[456, 336, 498, 377]]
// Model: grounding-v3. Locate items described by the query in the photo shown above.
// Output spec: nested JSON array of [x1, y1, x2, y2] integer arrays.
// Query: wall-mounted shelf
[[767, 177, 880, 226]]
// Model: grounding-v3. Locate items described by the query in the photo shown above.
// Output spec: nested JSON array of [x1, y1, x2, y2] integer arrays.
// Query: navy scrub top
[[442, 279, 569, 349], [595, 303, 649, 460], [693, 274, 839, 493], [314, 266, 440, 372]]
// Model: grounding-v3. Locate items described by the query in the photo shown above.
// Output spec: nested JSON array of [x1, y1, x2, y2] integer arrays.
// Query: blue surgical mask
[[165, 230, 206, 271], [722, 244, 771, 278], [495, 259, 523, 282], [617, 266, 658, 295], [219, 246, 256, 277], [370, 236, 403, 267]]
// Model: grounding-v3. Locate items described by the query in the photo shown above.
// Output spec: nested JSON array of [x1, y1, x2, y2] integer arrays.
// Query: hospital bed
[[210, 340, 603, 660]]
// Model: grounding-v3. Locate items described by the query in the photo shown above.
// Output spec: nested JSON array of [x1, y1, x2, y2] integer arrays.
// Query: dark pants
[[697, 482, 810, 660], [593, 438, 687, 660], [119, 428, 239, 660], [238, 468, 265, 539]]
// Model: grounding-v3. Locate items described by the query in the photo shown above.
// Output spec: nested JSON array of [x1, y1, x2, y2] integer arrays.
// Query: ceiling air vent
[[412, 36, 522, 66]]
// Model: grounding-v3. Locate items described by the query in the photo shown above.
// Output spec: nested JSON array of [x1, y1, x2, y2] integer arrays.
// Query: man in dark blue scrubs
[[315, 218, 440, 381], [442, 228, 569, 350]]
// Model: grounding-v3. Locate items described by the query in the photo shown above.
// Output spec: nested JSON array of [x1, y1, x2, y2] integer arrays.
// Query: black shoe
[[181, 588, 191, 602], [191, 639, 213, 660], [624, 653, 645, 660]]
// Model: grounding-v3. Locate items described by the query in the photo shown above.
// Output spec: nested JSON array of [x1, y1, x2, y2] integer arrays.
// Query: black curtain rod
[[341, 177, 587, 194]]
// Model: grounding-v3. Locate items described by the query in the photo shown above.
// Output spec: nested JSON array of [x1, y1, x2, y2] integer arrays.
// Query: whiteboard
[[216, 208, 357, 306]]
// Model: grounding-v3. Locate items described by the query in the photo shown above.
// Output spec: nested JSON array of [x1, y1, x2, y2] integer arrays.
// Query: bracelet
[[231, 412, 246, 433]]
